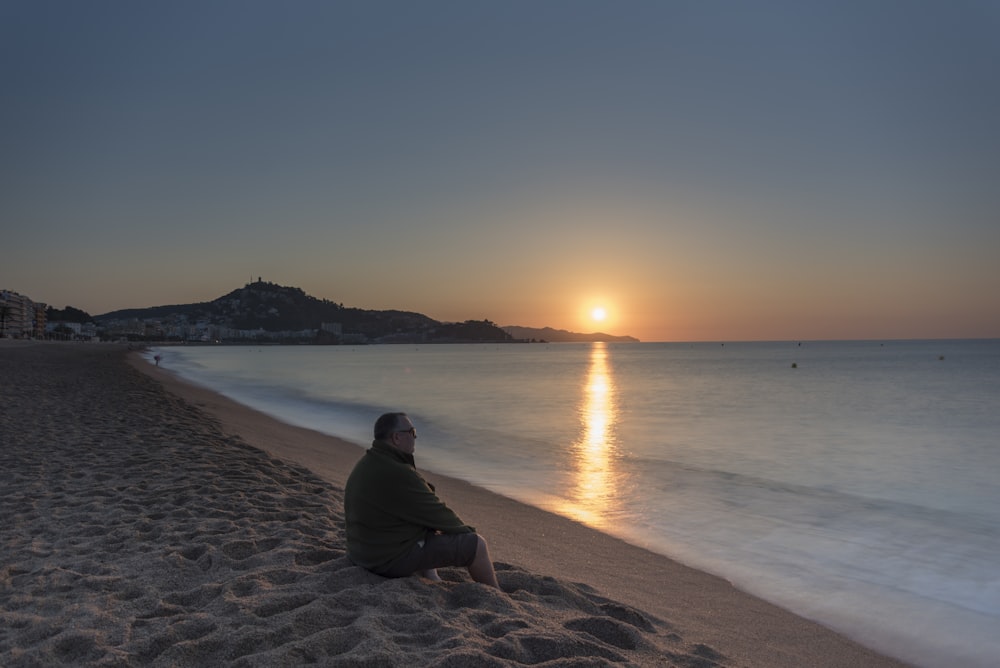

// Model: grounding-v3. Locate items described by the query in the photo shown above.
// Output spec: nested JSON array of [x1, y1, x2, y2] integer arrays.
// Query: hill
[[502, 325, 639, 343], [95, 281, 513, 344]]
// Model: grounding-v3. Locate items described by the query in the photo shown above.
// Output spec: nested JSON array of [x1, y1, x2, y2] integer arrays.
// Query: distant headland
[[501, 325, 638, 343]]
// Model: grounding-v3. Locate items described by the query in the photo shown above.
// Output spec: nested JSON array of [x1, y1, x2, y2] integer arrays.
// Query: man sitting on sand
[[344, 412, 500, 589]]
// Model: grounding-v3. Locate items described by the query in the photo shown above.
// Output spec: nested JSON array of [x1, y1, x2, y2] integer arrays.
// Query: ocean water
[[148, 340, 1000, 668]]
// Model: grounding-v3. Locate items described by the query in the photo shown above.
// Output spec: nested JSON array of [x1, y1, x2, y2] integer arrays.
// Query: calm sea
[[149, 340, 1000, 668]]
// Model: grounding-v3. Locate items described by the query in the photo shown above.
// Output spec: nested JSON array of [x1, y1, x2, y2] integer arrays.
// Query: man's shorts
[[375, 532, 480, 578]]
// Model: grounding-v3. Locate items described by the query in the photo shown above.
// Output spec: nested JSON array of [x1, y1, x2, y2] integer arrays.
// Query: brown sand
[[0, 342, 909, 667]]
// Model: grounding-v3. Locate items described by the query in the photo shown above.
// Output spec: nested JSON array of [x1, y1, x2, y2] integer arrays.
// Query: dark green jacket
[[344, 439, 475, 570]]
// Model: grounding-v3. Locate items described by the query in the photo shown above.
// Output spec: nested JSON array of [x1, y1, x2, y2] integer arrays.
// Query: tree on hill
[[430, 320, 514, 342], [46, 305, 94, 323]]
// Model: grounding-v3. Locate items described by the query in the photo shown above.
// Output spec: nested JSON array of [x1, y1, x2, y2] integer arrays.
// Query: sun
[[590, 307, 607, 322]]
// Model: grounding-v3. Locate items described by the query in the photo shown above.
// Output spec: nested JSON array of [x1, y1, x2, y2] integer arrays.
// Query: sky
[[3, 0, 999, 342]]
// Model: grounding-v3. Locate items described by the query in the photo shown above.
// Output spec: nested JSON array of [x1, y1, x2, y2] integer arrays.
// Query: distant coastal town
[[1, 282, 637, 345]]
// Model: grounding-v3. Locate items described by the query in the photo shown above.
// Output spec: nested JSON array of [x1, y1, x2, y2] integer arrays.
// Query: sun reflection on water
[[560, 342, 620, 529]]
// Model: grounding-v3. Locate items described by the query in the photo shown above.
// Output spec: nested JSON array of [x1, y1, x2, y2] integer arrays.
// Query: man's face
[[390, 416, 417, 455]]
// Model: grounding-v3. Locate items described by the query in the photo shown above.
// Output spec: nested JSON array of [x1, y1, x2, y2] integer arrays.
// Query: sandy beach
[[0, 342, 909, 667]]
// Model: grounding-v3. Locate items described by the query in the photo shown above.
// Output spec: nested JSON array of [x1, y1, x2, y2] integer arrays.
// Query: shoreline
[[0, 341, 908, 666], [132, 346, 907, 667]]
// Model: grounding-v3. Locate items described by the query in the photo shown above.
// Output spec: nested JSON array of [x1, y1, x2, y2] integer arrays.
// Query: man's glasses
[[395, 427, 417, 437]]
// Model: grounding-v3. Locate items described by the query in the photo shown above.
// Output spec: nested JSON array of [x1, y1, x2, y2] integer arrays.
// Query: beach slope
[[0, 343, 907, 667]]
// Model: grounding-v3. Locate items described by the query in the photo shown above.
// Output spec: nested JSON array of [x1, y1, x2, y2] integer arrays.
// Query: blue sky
[[3, 1, 998, 341]]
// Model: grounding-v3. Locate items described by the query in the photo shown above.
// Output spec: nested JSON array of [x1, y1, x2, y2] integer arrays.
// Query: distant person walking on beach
[[344, 412, 500, 589]]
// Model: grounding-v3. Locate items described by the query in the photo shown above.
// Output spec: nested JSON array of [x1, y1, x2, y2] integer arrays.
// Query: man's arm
[[384, 467, 475, 534]]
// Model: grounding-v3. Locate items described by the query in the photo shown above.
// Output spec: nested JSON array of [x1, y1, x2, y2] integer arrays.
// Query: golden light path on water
[[558, 342, 621, 529]]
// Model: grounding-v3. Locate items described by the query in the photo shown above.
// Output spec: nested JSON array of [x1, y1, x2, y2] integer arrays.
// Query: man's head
[[374, 411, 417, 455]]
